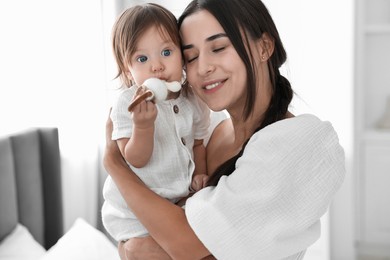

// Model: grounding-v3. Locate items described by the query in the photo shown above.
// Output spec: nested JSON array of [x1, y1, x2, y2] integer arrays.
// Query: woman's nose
[[198, 55, 214, 76]]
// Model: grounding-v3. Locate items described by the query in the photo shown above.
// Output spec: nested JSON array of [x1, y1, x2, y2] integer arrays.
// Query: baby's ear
[[126, 71, 135, 86], [126, 71, 133, 80]]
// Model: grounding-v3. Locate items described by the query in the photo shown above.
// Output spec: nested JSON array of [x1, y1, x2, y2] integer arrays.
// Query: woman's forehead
[[180, 10, 225, 42]]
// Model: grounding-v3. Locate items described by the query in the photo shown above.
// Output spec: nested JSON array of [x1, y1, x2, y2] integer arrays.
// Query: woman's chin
[[208, 104, 226, 113]]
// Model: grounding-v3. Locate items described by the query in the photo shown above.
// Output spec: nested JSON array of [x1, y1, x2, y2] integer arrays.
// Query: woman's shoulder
[[247, 113, 343, 159], [253, 113, 333, 139]]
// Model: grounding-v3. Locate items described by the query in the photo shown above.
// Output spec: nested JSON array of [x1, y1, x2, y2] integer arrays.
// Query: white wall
[[262, 1, 355, 259], [0, 0, 108, 231]]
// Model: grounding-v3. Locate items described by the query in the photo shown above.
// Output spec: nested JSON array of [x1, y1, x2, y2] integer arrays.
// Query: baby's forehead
[[155, 24, 180, 42], [156, 26, 174, 40], [131, 25, 179, 53]]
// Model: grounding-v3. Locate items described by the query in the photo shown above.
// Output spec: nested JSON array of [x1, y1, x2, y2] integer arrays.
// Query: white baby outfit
[[102, 86, 210, 241]]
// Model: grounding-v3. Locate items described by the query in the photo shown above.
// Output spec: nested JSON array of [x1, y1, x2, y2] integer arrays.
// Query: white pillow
[[40, 218, 119, 260], [0, 224, 46, 260]]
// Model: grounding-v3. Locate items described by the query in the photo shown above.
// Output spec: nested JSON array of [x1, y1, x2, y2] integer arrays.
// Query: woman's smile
[[203, 79, 225, 92]]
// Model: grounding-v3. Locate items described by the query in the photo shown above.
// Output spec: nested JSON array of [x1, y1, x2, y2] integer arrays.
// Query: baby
[[101, 3, 210, 242]]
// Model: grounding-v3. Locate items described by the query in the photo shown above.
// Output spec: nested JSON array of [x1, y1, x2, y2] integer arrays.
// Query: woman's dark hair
[[178, 0, 293, 186]]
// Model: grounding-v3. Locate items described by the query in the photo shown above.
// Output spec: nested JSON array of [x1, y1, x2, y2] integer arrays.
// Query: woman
[[104, 0, 345, 259]]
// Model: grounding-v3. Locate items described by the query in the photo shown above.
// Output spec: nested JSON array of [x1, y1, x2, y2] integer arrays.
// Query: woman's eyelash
[[213, 47, 225, 52], [185, 46, 226, 63], [187, 56, 198, 63]]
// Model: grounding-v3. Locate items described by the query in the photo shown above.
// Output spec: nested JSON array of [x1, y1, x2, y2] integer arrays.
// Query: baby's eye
[[137, 55, 148, 63], [162, 49, 171, 57]]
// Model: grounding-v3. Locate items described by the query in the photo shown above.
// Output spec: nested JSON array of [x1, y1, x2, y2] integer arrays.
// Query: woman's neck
[[231, 117, 258, 144], [229, 108, 293, 147]]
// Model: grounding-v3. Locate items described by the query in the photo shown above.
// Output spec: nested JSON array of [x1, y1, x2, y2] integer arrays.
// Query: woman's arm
[[119, 238, 217, 260], [104, 113, 211, 260], [118, 237, 171, 260]]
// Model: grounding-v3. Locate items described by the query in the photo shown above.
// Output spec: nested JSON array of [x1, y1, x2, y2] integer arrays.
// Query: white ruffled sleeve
[[110, 88, 135, 140], [185, 114, 345, 259]]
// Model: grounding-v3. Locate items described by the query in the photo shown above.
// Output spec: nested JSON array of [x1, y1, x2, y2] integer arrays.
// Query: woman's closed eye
[[185, 47, 225, 64], [213, 46, 226, 53], [183, 50, 198, 63], [186, 55, 198, 63]]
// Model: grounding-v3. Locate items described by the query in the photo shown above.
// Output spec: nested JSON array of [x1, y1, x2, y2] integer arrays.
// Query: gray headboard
[[0, 128, 63, 250]]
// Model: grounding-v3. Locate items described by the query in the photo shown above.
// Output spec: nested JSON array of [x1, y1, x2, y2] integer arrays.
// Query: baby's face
[[127, 25, 183, 87]]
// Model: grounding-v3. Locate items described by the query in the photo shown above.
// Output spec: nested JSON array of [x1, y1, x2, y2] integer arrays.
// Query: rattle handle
[[128, 90, 154, 112]]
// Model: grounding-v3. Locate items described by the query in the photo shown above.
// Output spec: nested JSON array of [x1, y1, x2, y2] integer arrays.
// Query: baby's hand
[[131, 87, 157, 129], [191, 174, 209, 192]]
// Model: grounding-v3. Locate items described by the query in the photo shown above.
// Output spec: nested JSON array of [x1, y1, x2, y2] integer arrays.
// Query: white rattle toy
[[128, 78, 181, 112]]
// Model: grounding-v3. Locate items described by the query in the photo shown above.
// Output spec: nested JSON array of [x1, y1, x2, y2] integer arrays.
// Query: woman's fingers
[[119, 237, 171, 260]]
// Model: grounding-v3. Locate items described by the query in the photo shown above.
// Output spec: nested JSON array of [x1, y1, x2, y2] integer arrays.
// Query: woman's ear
[[258, 32, 275, 62]]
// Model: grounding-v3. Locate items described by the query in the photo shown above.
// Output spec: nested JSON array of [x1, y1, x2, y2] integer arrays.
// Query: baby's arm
[[191, 139, 209, 192], [117, 100, 157, 168]]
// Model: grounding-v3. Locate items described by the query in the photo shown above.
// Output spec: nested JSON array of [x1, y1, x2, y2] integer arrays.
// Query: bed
[[0, 127, 118, 260]]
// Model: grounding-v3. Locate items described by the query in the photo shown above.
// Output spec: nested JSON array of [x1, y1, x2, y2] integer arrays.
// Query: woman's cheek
[[186, 70, 197, 89], [186, 67, 204, 97]]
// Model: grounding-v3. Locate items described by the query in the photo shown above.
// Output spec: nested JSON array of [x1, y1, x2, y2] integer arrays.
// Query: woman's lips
[[203, 80, 225, 93], [205, 82, 220, 90]]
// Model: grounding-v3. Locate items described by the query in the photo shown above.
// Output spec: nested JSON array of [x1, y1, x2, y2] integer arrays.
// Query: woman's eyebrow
[[182, 44, 194, 50], [206, 33, 227, 42], [182, 33, 228, 50]]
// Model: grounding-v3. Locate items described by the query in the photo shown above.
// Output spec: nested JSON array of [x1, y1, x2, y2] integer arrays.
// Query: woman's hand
[[118, 237, 216, 260], [118, 237, 171, 260], [191, 174, 209, 192]]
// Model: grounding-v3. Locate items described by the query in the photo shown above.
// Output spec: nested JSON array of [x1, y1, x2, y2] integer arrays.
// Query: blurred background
[[1, 0, 389, 259]]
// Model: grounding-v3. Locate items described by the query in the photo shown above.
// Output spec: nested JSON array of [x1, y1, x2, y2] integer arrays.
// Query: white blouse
[[185, 114, 345, 260]]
